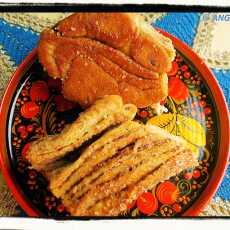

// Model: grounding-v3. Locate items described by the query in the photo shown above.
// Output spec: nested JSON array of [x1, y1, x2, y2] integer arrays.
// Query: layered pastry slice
[[51, 124, 198, 216], [38, 13, 175, 108], [27, 96, 198, 216], [27, 95, 137, 171], [81, 145, 197, 216]]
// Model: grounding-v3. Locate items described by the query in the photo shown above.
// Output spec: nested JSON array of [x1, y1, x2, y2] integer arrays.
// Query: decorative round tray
[[0, 30, 229, 218]]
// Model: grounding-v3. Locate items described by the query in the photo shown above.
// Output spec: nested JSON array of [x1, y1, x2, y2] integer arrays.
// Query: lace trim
[[0, 46, 15, 99], [201, 197, 230, 216], [0, 12, 71, 32], [0, 174, 18, 216], [193, 13, 230, 70], [140, 12, 167, 24], [0, 12, 166, 33]]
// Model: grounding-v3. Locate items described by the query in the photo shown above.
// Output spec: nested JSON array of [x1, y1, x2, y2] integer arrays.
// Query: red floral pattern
[[137, 192, 158, 215], [156, 181, 178, 205], [30, 81, 49, 102], [20, 102, 40, 119], [168, 77, 189, 101]]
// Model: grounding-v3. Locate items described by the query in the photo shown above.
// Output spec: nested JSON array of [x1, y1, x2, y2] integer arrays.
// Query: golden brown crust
[[27, 96, 198, 217], [37, 13, 175, 108], [49, 121, 144, 197], [38, 30, 60, 78], [27, 95, 137, 170], [54, 13, 175, 72], [61, 52, 168, 108], [61, 124, 198, 216], [55, 13, 138, 52], [80, 150, 197, 216]]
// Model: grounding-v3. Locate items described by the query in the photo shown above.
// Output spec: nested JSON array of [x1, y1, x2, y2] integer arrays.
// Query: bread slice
[[27, 95, 137, 170], [40, 119, 198, 216], [27, 95, 198, 217], [81, 147, 197, 216], [63, 124, 198, 216]]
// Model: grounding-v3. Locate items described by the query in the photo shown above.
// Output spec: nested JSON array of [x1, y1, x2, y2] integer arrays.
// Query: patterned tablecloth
[[0, 12, 229, 217]]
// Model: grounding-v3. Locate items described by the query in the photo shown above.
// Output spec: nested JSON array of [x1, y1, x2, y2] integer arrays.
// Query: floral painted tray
[[0, 31, 229, 218]]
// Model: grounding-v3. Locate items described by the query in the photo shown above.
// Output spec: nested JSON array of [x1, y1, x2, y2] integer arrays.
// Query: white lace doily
[[193, 13, 230, 69]]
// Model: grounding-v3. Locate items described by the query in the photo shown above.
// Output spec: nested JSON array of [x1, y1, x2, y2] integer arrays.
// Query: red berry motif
[[20, 102, 40, 119], [199, 100, 206, 107], [204, 107, 211, 115], [168, 77, 189, 101], [17, 125, 26, 133], [54, 95, 75, 112], [167, 61, 178, 76], [30, 81, 49, 102], [184, 172, 193, 180], [156, 181, 178, 205], [184, 72, 190, 79], [139, 110, 149, 118], [20, 130, 28, 139], [22, 143, 30, 159], [21, 89, 27, 97], [137, 192, 158, 215], [176, 56, 182, 62], [57, 204, 65, 213], [172, 203, 182, 213], [26, 124, 34, 133], [193, 169, 201, 179], [181, 65, 188, 71]]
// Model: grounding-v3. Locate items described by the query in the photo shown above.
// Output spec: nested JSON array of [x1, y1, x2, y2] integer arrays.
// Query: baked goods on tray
[[27, 13, 196, 216], [27, 96, 198, 216], [38, 13, 175, 108], [27, 95, 137, 170]]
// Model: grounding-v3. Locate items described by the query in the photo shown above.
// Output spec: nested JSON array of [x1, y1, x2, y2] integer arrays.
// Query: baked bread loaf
[[38, 13, 175, 108]]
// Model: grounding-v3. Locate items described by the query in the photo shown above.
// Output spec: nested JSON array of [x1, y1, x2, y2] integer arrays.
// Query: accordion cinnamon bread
[[38, 13, 175, 108], [27, 96, 198, 216], [27, 95, 137, 170]]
